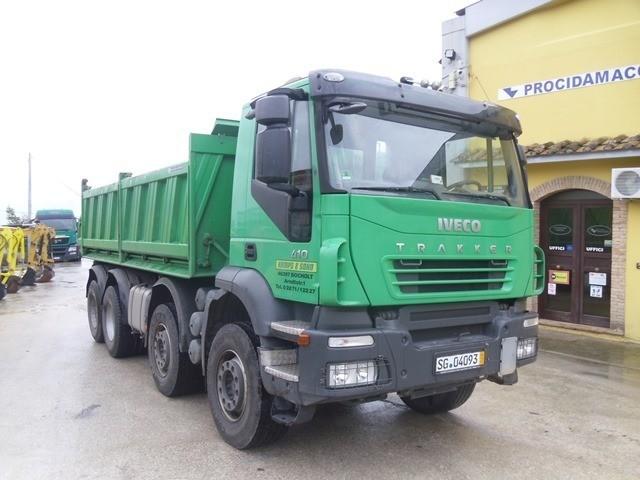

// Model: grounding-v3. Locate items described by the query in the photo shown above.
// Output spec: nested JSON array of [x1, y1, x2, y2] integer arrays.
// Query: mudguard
[[152, 276, 201, 352], [214, 266, 291, 337], [87, 264, 108, 298]]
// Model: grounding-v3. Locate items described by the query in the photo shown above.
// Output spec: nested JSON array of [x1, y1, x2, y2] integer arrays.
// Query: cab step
[[270, 321, 312, 341], [264, 364, 299, 382]]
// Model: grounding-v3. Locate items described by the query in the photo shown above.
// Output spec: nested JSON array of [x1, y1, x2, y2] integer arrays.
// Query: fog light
[[328, 335, 374, 348], [327, 360, 378, 389], [517, 338, 537, 359], [523, 315, 539, 328]]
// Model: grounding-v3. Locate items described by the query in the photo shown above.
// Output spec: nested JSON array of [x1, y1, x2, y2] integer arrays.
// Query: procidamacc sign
[[498, 64, 640, 100]]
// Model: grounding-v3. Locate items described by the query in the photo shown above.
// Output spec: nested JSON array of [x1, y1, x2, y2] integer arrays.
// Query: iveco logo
[[437, 218, 482, 233]]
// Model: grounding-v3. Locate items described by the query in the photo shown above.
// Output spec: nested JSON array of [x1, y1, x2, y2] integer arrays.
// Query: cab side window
[[252, 99, 313, 242]]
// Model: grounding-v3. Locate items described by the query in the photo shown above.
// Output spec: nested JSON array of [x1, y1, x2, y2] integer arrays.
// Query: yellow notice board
[[275, 260, 318, 273], [549, 270, 570, 285]]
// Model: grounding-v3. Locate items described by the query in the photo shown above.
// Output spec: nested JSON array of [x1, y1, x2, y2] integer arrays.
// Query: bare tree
[[5, 206, 26, 225]]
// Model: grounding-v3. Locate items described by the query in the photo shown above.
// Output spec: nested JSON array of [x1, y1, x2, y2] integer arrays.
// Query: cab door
[[231, 92, 320, 304]]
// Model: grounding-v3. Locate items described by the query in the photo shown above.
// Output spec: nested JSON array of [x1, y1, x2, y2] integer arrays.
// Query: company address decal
[[498, 64, 640, 100]]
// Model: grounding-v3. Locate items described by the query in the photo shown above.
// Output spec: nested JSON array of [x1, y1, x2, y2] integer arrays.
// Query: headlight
[[68, 246, 77, 252], [327, 360, 378, 388], [517, 338, 537, 359]]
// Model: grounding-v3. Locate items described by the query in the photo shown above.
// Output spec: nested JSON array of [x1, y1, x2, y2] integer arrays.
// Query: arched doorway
[[539, 189, 613, 328]]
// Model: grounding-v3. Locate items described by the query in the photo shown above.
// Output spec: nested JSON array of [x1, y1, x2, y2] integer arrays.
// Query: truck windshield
[[323, 102, 528, 207], [40, 218, 76, 231]]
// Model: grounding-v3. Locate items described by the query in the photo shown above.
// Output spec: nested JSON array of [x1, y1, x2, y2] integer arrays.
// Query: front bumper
[[52, 245, 81, 262], [261, 303, 538, 406]]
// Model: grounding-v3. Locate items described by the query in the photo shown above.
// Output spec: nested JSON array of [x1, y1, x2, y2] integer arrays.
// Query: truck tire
[[102, 285, 137, 358], [87, 280, 104, 343], [148, 303, 202, 397], [400, 383, 476, 414], [206, 323, 288, 449]]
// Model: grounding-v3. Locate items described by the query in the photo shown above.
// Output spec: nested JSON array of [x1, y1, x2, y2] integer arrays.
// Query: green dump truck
[[81, 70, 544, 449]]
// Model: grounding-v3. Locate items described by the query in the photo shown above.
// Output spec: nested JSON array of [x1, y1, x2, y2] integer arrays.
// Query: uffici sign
[[497, 64, 640, 100]]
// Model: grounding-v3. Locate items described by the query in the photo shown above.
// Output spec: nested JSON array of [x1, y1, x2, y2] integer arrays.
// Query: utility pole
[[27, 152, 32, 221]]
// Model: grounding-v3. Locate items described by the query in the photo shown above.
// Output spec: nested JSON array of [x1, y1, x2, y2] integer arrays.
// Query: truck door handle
[[244, 243, 257, 261]]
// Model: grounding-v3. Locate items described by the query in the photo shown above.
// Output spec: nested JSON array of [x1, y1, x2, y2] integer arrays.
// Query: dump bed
[[81, 119, 238, 279]]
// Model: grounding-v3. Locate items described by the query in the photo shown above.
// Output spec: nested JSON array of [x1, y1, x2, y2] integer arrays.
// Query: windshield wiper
[[442, 190, 511, 205], [351, 186, 440, 199]]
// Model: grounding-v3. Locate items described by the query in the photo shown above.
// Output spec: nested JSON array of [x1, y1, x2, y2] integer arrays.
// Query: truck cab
[[224, 69, 544, 410], [82, 69, 544, 450], [35, 209, 80, 261]]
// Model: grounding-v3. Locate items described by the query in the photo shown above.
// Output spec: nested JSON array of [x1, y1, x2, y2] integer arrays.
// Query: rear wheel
[[400, 383, 476, 414], [102, 285, 137, 358], [87, 280, 104, 343], [206, 323, 288, 449], [148, 303, 202, 397]]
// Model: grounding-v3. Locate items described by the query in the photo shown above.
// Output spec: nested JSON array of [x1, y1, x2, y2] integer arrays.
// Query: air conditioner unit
[[611, 168, 640, 199]]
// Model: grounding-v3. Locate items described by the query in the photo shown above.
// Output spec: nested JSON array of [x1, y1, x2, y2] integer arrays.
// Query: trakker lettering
[[396, 242, 513, 255]]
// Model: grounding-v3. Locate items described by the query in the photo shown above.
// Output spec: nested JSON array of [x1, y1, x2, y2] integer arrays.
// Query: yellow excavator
[[0, 227, 26, 297], [0, 224, 56, 300], [21, 223, 56, 285]]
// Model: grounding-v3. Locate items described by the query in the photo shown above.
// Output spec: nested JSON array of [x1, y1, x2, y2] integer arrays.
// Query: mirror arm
[[249, 88, 308, 109]]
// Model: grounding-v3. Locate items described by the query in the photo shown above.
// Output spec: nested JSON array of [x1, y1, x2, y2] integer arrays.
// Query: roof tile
[[523, 134, 640, 157]]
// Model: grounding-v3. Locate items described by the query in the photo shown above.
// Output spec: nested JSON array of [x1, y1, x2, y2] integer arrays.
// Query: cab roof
[[308, 69, 522, 136]]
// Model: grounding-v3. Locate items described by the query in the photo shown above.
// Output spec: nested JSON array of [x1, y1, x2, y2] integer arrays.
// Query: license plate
[[435, 351, 485, 374]]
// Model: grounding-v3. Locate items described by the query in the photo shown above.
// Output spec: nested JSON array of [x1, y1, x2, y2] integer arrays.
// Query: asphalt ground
[[1, 260, 639, 479]]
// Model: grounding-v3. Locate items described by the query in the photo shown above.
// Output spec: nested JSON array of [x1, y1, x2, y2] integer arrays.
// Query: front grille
[[390, 259, 512, 294]]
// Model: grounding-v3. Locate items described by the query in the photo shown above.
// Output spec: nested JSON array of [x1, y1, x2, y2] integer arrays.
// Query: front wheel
[[206, 323, 287, 449], [401, 383, 476, 414]]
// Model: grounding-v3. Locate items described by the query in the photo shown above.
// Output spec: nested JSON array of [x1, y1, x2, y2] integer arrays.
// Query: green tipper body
[[81, 120, 237, 278]]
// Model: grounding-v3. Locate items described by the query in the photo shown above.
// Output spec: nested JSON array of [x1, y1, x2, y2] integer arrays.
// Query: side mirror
[[255, 95, 290, 126], [255, 95, 291, 184]]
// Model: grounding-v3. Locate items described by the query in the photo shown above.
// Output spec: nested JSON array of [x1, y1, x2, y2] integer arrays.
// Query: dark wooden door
[[540, 190, 612, 328]]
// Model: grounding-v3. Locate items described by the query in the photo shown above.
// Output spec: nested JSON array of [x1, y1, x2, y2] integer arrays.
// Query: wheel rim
[[153, 323, 172, 378], [216, 350, 247, 422], [104, 300, 115, 342], [88, 293, 99, 332]]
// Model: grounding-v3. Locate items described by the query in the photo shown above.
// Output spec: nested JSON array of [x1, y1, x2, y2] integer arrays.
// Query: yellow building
[[442, 0, 640, 339]]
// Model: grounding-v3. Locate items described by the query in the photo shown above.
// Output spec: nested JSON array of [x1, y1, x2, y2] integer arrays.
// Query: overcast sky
[[0, 0, 468, 223]]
